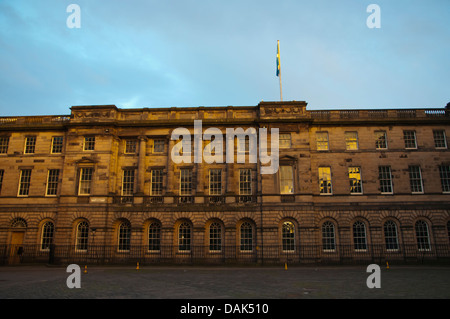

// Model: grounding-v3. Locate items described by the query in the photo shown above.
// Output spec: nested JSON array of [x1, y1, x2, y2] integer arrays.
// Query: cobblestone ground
[[0, 264, 449, 299]]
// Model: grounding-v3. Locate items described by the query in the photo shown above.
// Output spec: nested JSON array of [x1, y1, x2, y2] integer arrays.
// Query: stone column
[[137, 136, 147, 194]]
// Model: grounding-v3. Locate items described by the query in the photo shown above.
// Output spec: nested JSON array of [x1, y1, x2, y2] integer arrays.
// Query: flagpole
[[279, 69, 283, 102], [277, 40, 283, 101]]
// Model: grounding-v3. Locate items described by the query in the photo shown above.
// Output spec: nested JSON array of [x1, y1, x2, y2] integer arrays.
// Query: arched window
[[322, 221, 336, 251], [118, 221, 131, 251], [384, 220, 399, 250], [148, 222, 161, 251], [415, 220, 431, 251], [353, 221, 367, 251], [281, 221, 295, 252], [240, 222, 253, 251], [76, 221, 89, 251], [41, 221, 54, 251], [209, 222, 222, 252], [11, 218, 27, 228], [447, 221, 450, 244], [178, 222, 191, 252]]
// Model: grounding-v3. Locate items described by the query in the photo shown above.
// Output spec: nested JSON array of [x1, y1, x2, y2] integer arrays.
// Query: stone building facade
[[0, 101, 449, 264]]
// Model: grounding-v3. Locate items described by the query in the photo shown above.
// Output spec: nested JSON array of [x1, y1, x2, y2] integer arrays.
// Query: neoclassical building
[[0, 101, 449, 265]]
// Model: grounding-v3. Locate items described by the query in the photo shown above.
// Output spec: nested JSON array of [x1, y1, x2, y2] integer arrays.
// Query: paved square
[[0, 264, 449, 299]]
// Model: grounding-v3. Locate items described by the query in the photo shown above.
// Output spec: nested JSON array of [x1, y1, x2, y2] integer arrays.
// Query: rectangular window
[[239, 169, 252, 195], [439, 165, 450, 193], [124, 139, 137, 154], [280, 165, 294, 194], [46, 169, 60, 196], [318, 167, 332, 195], [0, 170, 4, 194], [78, 167, 93, 195], [316, 132, 329, 151], [379, 166, 393, 194], [433, 130, 447, 149], [409, 165, 423, 193], [348, 167, 363, 194], [150, 169, 163, 195], [122, 169, 135, 196], [345, 132, 359, 150], [83, 136, 95, 151], [279, 133, 291, 148], [209, 169, 222, 195], [153, 139, 165, 153], [18, 169, 31, 196], [403, 130, 417, 149], [180, 168, 193, 196], [51, 136, 64, 153], [0, 137, 9, 154], [375, 131, 387, 149], [24, 136, 36, 154]]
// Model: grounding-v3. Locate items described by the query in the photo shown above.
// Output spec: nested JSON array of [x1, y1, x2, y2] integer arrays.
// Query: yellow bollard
[[285, 263, 287, 270], [136, 262, 139, 270], [386, 261, 389, 269], [84, 265, 87, 274]]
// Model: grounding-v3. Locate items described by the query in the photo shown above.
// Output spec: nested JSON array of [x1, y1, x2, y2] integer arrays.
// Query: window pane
[[178, 222, 191, 251], [415, 220, 430, 251], [378, 166, 393, 193], [345, 132, 358, 150], [316, 132, 329, 150], [439, 165, 450, 193], [24, 136, 36, 154], [151, 169, 163, 195], [279, 133, 291, 148], [348, 167, 362, 194], [51, 136, 64, 153], [0, 137, 9, 154], [41, 222, 54, 251], [46, 169, 60, 196], [282, 221, 295, 251], [280, 165, 294, 194], [148, 222, 161, 251], [403, 131, 417, 149], [409, 166, 423, 193], [384, 221, 399, 250], [322, 222, 336, 251], [18, 169, 31, 196], [240, 222, 253, 251], [79, 168, 93, 195], [318, 167, 332, 194], [239, 169, 252, 195], [153, 139, 165, 153], [122, 169, 135, 196], [433, 130, 447, 149], [125, 140, 137, 153], [209, 169, 222, 195], [76, 221, 89, 251], [180, 169, 192, 196], [375, 131, 387, 149], [209, 222, 222, 251], [84, 137, 95, 151], [353, 221, 367, 250], [118, 222, 131, 251]]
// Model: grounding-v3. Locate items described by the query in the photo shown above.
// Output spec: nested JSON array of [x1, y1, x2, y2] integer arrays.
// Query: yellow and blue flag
[[276, 40, 280, 77]]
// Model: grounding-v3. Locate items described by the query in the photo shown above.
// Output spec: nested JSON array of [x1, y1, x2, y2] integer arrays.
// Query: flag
[[276, 40, 280, 77]]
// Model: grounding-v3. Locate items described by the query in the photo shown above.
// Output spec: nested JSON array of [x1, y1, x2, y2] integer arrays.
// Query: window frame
[[316, 132, 329, 151], [279, 165, 294, 195], [46, 169, 60, 196], [18, 169, 32, 197], [51, 136, 64, 154], [318, 166, 332, 195], [375, 131, 388, 150], [78, 167, 93, 196], [408, 165, 424, 194], [24, 136, 36, 154], [348, 166, 363, 194], [378, 166, 393, 194], [403, 130, 417, 149], [433, 130, 447, 149], [83, 136, 95, 151], [345, 131, 359, 151]]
